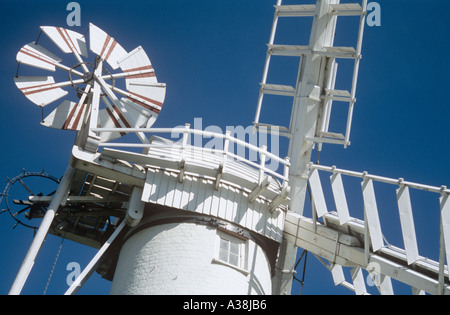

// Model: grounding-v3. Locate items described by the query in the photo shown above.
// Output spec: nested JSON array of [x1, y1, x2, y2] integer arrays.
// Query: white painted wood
[[149, 169, 162, 204], [309, 169, 328, 218], [330, 3, 363, 16], [396, 186, 419, 265], [89, 23, 127, 70], [124, 83, 165, 113], [65, 220, 126, 295], [118, 46, 158, 87], [319, 46, 358, 59], [88, 60, 103, 140], [361, 179, 384, 252], [269, 186, 290, 213], [249, 177, 271, 203], [96, 77, 151, 144], [14, 76, 68, 107], [165, 171, 177, 208], [260, 84, 296, 97], [412, 287, 426, 295], [351, 267, 367, 295], [323, 89, 352, 102], [310, 164, 450, 195], [331, 264, 345, 286], [267, 44, 310, 56], [84, 45, 165, 142], [330, 173, 350, 225], [9, 166, 75, 295], [370, 255, 450, 295], [284, 213, 362, 267], [440, 194, 450, 275], [378, 274, 394, 295], [40, 26, 88, 57], [142, 167, 285, 243], [16, 42, 62, 72], [125, 187, 145, 227], [41, 99, 89, 131], [284, 212, 450, 295], [275, 5, 316, 17]]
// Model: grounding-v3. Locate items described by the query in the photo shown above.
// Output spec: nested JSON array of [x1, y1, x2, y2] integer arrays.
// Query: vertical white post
[[282, 157, 290, 189], [9, 165, 75, 295], [84, 60, 103, 153], [258, 145, 267, 185], [344, 0, 368, 145], [330, 171, 350, 225], [361, 177, 384, 252], [351, 267, 367, 295], [396, 184, 419, 265], [89, 60, 102, 134], [274, 0, 340, 295], [440, 192, 450, 281], [308, 168, 328, 218]]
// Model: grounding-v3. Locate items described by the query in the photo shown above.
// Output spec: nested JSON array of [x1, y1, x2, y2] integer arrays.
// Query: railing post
[[223, 130, 231, 166], [258, 145, 267, 185], [178, 123, 190, 183], [282, 157, 290, 189]]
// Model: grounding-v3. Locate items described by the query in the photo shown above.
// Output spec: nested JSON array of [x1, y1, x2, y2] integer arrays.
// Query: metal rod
[[438, 218, 446, 295], [254, 0, 282, 124], [9, 165, 75, 295], [65, 220, 126, 295], [94, 127, 290, 167], [345, 0, 368, 145], [309, 163, 450, 195]]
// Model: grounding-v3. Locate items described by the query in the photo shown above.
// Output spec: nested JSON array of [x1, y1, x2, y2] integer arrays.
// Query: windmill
[[4, 0, 450, 296]]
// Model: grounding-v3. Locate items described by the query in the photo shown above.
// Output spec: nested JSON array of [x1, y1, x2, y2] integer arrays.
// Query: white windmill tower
[[5, 0, 450, 296]]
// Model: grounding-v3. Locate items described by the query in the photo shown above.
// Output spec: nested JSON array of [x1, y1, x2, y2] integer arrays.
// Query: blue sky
[[0, 0, 449, 295]]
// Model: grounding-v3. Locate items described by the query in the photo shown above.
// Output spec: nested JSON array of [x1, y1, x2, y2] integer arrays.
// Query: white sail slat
[[330, 173, 350, 225], [89, 23, 127, 70], [440, 194, 450, 276], [361, 179, 384, 252], [41, 100, 88, 131], [309, 169, 328, 218], [14, 76, 68, 107], [396, 186, 419, 265], [40, 26, 88, 57], [16, 42, 62, 72]]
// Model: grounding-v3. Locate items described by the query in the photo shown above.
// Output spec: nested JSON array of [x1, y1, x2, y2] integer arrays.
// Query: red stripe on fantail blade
[[17, 43, 62, 72], [41, 100, 87, 131], [14, 76, 68, 107], [89, 23, 127, 70], [40, 26, 88, 57]]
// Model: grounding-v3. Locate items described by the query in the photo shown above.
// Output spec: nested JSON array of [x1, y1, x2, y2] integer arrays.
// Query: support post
[[273, 0, 340, 295]]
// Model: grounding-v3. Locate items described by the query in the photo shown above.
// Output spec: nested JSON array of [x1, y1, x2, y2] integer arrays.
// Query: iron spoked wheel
[[0, 170, 60, 230]]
